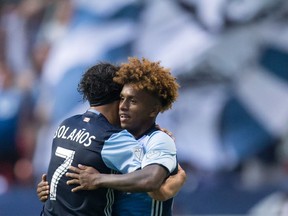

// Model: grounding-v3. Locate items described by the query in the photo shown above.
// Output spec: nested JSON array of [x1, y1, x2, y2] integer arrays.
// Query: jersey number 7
[[50, 146, 75, 200]]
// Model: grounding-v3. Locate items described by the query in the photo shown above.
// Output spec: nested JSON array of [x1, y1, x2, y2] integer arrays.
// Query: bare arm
[[66, 164, 168, 192], [148, 164, 187, 201], [36, 174, 50, 202]]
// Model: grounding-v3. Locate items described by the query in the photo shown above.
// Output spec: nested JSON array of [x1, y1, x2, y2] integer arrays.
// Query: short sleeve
[[141, 131, 177, 173]]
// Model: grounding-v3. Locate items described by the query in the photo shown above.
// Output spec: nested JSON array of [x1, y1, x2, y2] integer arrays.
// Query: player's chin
[[120, 121, 131, 130]]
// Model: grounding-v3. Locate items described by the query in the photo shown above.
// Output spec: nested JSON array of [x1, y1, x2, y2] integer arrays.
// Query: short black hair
[[78, 63, 123, 106]]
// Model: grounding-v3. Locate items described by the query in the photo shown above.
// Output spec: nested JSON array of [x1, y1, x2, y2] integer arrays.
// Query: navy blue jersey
[[42, 110, 141, 216]]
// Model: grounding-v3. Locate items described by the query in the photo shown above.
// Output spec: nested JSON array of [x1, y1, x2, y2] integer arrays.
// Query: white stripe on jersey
[[104, 188, 114, 216], [104, 170, 117, 215], [159, 201, 163, 216], [151, 199, 163, 216]]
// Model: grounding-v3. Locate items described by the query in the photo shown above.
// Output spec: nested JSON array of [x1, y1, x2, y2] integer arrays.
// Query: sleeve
[[102, 130, 144, 174], [141, 131, 177, 174]]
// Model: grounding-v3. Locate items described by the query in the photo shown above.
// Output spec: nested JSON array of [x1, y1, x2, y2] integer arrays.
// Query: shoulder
[[149, 130, 174, 143], [107, 129, 135, 141], [145, 130, 176, 151], [60, 114, 82, 124]]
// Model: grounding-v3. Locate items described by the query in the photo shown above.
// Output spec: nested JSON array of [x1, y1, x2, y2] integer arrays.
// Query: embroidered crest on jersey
[[145, 150, 161, 159], [133, 146, 144, 160]]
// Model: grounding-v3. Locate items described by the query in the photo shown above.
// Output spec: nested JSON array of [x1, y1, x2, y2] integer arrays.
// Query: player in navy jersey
[[40, 63, 134, 216], [66, 57, 182, 216], [37, 61, 186, 216]]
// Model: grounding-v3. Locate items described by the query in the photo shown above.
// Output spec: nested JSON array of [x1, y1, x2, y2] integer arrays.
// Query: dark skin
[[37, 174, 49, 202], [66, 164, 167, 192], [38, 165, 186, 201], [118, 84, 161, 139]]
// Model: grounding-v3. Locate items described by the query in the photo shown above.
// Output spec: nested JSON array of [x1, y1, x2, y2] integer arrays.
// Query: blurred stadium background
[[1, 0, 288, 215]]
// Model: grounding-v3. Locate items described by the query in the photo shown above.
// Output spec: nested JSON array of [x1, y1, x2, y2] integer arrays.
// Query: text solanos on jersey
[[54, 125, 95, 147]]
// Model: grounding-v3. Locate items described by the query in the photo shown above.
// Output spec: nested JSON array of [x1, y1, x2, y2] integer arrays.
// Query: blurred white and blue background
[[1, 0, 288, 215]]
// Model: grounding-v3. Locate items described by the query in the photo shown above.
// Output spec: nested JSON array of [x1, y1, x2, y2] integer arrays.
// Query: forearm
[[148, 179, 178, 201], [98, 165, 168, 192], [98, 172, 152, 192], [148, 164, 187, 201]]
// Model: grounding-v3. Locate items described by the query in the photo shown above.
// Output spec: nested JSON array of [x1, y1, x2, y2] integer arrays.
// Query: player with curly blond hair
[[109, 57, 180, 215]]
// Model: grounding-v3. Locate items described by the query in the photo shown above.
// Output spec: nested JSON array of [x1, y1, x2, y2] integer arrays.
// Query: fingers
[[42, 173, 47, 181], [37, 185, 49, 196], [78, 164, 87, 169], [71, 185, 85, 192], [37, 176, 49, 192], [66, 178, 80, 186], [39, 195, 48, 202], [178, 164, 183, 171], [68, 165, 81, 174], [177, 164, 187, 184], [37, 183, 49, 192], [37, 174, 50, 202], [66, 168, 81, 186], [38, 189, 49, 202], [38, 180, 49, 188], [66, 171, 80, 179]]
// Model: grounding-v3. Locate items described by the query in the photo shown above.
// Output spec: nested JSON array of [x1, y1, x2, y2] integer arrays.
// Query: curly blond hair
[[113, 57, 179, 112]]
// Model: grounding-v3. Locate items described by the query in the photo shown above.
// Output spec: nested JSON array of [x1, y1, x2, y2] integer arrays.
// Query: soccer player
[[66, 57, 181, 215], [40, 63, 132, 216], [38, 61, 185, 216]]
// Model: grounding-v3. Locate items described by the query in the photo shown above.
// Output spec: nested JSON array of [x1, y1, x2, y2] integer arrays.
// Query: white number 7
[[50, 146, 75, 200]]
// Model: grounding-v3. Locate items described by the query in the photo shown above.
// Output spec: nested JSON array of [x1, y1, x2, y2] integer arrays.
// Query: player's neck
[[90, 102, 120, 126]]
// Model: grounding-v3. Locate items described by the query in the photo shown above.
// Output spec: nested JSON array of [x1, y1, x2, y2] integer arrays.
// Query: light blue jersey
[[102, 125, 177, 216], [102, 130, 143, 173], [139, 130, 177, 173]]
